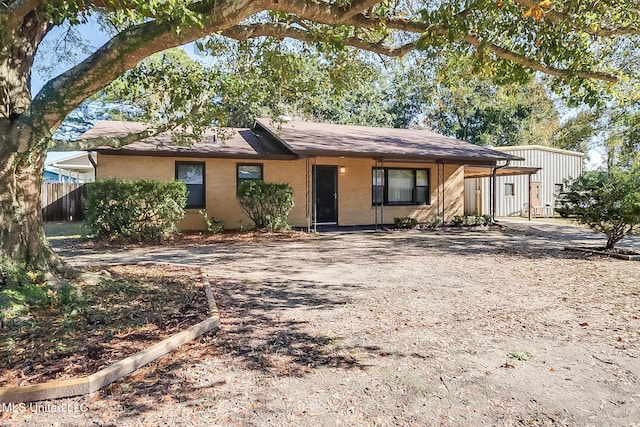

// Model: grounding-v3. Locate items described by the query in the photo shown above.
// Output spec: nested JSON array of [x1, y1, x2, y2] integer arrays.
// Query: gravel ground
[[4, 222, 639, 426]]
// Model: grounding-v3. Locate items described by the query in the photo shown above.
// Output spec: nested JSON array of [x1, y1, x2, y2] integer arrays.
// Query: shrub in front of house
[[236, 181, 294, 231], [426, 216, 443, 228], [451, 215, 493, 227], [394, 217, 418, 229], [84, 179, 187, 241]]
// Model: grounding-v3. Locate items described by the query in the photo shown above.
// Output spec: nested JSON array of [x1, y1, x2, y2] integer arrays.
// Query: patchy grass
[[44, 222, 86, 248], [508, 351, 530, 361], [0, 264, 207, 387]]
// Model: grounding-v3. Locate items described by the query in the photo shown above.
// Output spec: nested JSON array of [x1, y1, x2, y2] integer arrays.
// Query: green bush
[[393, 217, 418, 229], [452, 215, 465, 227], [84, 179, 187, 241], [236, 181, 294, 231], [199, 209, 224, 234], [427, 216, 443, 228], [451, 215, 491, 227], [557, 167, 640, 249]]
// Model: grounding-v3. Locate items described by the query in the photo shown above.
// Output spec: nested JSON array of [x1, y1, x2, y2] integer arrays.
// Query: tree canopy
[[1, 0, 639, 269]]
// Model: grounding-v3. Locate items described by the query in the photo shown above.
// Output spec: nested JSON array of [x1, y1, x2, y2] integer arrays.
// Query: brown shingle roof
[[83, 119, 522, 164], [84, 121, 295, 159], [254, 118, 522, 163]]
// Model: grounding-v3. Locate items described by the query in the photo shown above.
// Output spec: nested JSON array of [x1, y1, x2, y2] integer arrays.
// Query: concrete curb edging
[[0, 264, 219, 404]]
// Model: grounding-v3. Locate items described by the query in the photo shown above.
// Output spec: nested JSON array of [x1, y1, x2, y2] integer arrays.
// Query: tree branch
[[5, 0, 41, 32], [513, 0, 640, 36], [222, 23, 415, 57], [462, 35, 619, 82], [30, 0, 267, 130], [344, 14, 618, 82], [28, 0, 623, 133], [338, 0, 381, 22], [75, 123, 172, 149]]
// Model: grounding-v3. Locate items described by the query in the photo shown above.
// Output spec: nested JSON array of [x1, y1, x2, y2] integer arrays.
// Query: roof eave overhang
[[464, 165, 541, 179], [297, 149, 514, 164], [95, 149, 298, 161]]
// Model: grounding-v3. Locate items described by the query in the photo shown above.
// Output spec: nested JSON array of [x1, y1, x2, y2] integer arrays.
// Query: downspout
[[374, 159, 379, 231], [380, 159, 384, 228], [312, 157, 317, 232], [306, 157, 311, 232], [440, 162, 445, 220], [436, 162, 441, 220], [87, 151, 97, 181], [492, 160, 511, 222]]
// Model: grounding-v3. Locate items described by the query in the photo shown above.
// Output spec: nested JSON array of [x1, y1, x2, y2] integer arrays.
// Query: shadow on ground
[[211, 278, 366, 376]]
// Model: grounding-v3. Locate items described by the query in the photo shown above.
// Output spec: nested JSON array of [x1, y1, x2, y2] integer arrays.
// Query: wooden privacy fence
[[41, 183, 86, 222]]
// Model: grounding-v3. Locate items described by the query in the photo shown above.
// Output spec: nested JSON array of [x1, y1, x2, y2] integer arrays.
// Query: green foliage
[[417, 1, 639, 106], [427, 216, 443, 228], [420, 57, 561, 147], [99, 41, 406, 131], [236, 181, 294, 231], [101, 49, 225, 144], [84, 179, 187, 241], [509, 351, 529, 361], [558, 167, 640, 249], [1, 266, 201, 369], [606, 109, 640, 169], [199, 209, 224, 234], [394, 217, 418, 229], [554, 111, 598, 153], [0, 259, 54, 328], [451, 215, 492, 227]]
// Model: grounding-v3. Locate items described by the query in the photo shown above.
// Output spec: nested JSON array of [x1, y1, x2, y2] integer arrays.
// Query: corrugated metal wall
[[465, 147, 584, 217]]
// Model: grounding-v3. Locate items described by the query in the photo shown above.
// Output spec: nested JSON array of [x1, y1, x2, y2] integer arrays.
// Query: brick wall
[[97, 154, 465, 230]]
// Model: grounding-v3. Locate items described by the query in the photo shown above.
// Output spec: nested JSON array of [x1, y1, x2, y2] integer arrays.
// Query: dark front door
[[313, 165, 338, 224]]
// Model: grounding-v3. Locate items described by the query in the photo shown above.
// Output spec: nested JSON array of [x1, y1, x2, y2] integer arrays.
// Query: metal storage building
[[464, 145, 584, 217]]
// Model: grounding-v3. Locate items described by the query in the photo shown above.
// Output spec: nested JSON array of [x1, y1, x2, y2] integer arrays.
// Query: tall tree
[[413, 55, 562, 147], [1, 0, 639, 271]]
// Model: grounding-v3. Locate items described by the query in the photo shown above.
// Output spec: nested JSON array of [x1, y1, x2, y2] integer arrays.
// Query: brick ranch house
[[81, 119, 523, 230]]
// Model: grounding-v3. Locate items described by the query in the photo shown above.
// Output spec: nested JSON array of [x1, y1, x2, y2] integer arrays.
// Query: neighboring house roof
[[254, 119, 521, 164], [86, 119, 522, 164], [45, 151, 94, 172], [44, 151, 95, 182], [493, 145, 585, 157]]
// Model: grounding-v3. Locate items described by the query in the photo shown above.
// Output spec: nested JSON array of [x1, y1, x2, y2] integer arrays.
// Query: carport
[[464, 164, 542, 220]]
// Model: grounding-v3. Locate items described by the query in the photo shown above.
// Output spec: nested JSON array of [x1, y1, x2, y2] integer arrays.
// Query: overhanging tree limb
[[512, 0, 640, 36], [4, 0, 42, 32], [338, 0, 382, 21], [73, 123, 174, 149], [222, 23, 416, 57], [29, 0, 265, 133], [462, 35, 619, 82]]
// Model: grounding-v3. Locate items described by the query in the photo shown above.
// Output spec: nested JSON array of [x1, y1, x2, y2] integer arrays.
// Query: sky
[[31, 16, 202, 95], [32, 18, 109, 95]]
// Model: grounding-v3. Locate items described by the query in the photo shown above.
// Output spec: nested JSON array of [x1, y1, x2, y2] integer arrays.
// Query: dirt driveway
[[12, 223, 640, 426]]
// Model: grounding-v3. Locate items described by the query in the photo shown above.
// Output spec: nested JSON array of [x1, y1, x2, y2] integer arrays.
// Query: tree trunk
[[1, 10, 58, 270], [0, 149, 59, 270]]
